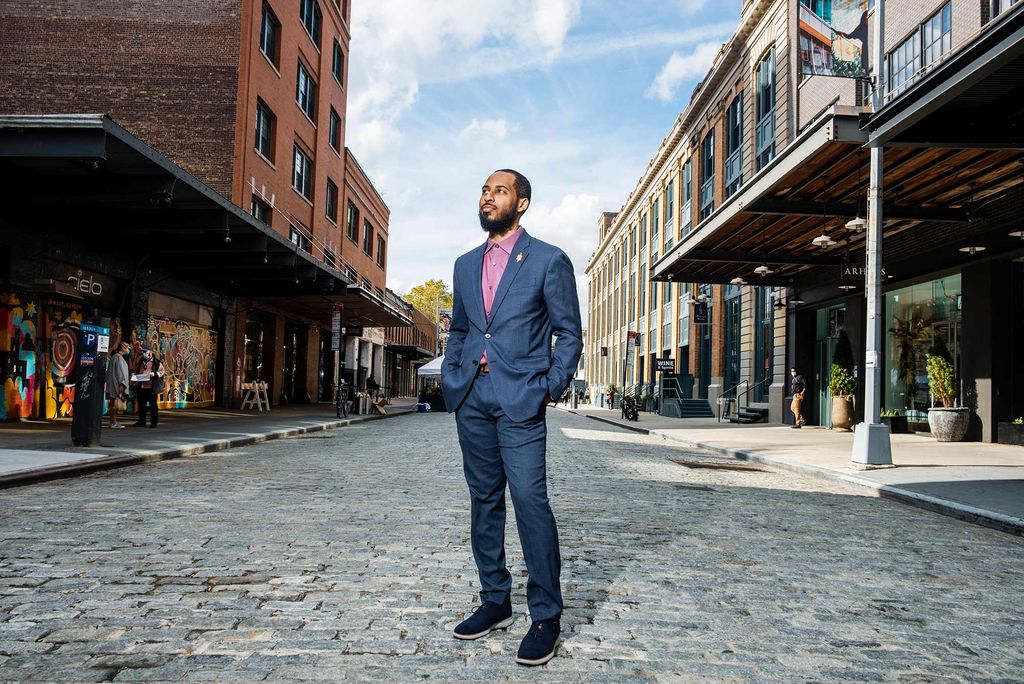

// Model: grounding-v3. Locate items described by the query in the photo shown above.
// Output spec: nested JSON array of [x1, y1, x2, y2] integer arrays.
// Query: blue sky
[[347, 1, 741, 317]]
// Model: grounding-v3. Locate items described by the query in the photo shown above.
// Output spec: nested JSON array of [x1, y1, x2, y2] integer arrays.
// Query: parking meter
[[70, 322, 111, 447]]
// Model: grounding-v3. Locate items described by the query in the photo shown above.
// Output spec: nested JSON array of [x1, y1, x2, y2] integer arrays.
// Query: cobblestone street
[[1, 410, 1022, 682]]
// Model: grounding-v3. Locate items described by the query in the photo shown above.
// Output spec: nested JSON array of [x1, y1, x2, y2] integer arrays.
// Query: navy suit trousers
[[455, 371, 562, 621]]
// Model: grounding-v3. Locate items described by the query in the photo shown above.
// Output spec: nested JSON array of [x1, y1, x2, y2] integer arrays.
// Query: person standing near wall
[[790, 367, 807, 428], [133, 347, 166, 428], [105, 342, 130, 428]]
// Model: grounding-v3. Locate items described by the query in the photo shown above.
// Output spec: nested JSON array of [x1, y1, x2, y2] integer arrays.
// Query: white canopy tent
[[417, 355, 444, 377]]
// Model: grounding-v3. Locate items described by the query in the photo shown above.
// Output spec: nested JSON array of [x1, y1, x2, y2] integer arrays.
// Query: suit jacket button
[[485, 333, 492, 339]]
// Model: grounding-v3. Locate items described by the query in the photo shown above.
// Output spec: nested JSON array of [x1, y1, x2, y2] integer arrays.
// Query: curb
[[0, 408, 417, 490], [561, 408, 1024, 537]]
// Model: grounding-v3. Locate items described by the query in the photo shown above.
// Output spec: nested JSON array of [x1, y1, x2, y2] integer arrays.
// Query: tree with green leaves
[[402, 279, 453, 325]]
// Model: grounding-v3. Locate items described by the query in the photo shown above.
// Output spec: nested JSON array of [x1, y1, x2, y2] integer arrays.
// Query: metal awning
[[386, 344, 434, 360], [0, 114, 411, 329], [652, 105, 1021, 286]]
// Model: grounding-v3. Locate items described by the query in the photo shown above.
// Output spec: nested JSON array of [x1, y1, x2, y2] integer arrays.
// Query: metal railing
[[717, 378, 770, 421]]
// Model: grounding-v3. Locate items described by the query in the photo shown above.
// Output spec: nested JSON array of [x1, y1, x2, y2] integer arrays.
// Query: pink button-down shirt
[[480, 227, 522, 364]]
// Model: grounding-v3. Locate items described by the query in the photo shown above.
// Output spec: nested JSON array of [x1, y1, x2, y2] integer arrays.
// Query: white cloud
[[679, 0, 708, 14], [646, 41, 723, 102], [531, 0, 582, 57], [458, 118, 510, 142]]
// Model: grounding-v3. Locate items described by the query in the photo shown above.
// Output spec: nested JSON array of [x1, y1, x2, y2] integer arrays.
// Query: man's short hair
[[495, 168, 531, 203]]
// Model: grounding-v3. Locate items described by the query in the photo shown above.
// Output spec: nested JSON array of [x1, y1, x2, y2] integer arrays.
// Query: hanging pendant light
[[1009, 229, 1024, 240], [730, 276, 746, 286], [959, 184, 985, 254], [753, 218, 774, 276], [845, 216, 866, 232], [838, 283, 858, 291], [812, 180, 835, 248]]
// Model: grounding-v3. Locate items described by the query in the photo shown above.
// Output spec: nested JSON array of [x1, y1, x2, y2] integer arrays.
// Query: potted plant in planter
[[880, 408, 909, 434], [828, 329, 856, 432], [925, 341, 968, 441], [997, 417, 1024, 446]]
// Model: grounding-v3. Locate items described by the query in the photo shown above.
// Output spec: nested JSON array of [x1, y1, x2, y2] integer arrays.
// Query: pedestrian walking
[[105, 342, 130, 428], [133, 347, 166, 428], [790, 366, 807, 428], [442, 169, 583, 667]]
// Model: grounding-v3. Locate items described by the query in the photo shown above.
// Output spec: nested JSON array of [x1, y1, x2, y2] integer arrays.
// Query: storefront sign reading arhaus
[[841, 264, 887, 282]]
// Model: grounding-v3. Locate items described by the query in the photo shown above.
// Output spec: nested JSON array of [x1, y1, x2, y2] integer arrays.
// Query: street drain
[[671, 458, 768, 473]]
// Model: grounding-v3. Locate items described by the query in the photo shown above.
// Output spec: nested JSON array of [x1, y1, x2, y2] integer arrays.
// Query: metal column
[[852, 0, 893, 467]]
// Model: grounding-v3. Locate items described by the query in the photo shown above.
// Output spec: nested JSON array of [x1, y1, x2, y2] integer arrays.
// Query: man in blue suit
[[442, 169, 583, 666]]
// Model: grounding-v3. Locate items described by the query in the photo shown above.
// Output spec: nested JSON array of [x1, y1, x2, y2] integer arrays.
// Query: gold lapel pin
[[516, 252, 523, 263]]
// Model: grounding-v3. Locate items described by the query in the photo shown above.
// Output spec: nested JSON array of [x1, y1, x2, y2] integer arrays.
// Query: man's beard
[[479, 205, 517, 233]]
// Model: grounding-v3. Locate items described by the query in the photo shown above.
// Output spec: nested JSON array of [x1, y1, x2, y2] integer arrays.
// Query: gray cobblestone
[[1, 412, 1022, 682]]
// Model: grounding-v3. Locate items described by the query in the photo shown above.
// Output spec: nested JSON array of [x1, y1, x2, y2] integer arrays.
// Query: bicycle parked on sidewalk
[[335, 380, 349, 419]]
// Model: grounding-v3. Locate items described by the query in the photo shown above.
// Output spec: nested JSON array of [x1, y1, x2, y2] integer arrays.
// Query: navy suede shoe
[[452, 599, 514, 640], [516, 618, 560, 666]]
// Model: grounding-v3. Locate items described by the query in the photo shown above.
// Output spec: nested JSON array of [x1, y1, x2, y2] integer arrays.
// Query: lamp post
[[852, 0, 893, 467]]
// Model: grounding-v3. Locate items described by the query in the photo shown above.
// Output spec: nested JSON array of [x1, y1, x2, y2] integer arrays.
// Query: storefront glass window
[[885, 274, 961, 423]]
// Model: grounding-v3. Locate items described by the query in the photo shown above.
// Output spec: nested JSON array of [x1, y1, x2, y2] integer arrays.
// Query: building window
[[260, 3, 281, 67], [725, 92, 744, 197], [921, 3, 952, 69], [665, 179, 675, 235], [754, 286, 774, 402], [376, 235, 386, 268], [254, 98, 276, 161], [289, 225, 312, 253], [332, 40, 345, 86], [640, 214, 648, 248], [326, 178, 338, 222], [363, 220, 373, 256], [681, 159, 693, 237], [755, 48, 776, 170], [638, 264, 646, 312], [296, 61, 317, 121], [251, 195, 271, 225], [292, 144, 313, 200], [300, 0, 322, 47], [329, 107, 341, 152], [346, 201, 359, 242], [700, 130, 715, 220], [324, 249, 336, 269], [651, 199, 660, 249], [888, 32, 920, 95]]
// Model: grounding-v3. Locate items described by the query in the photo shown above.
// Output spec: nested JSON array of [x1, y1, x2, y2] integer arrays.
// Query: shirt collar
[[485, 226, 522, 254]]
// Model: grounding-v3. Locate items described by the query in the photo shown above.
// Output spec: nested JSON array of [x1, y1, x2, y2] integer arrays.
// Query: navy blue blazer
[[441, 229, 583, 422]]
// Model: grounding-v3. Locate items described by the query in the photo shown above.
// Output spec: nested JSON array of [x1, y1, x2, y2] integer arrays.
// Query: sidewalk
[[559, 405, 1024, 535], [0, 399, 418, 488]]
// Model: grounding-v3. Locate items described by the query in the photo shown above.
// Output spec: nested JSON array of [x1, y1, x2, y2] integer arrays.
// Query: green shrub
[[829, 364, 855, 397], [1014, 417, 1023, 426], [880, 408, 902, 417], [925, 353, 956, 407], [828, 329, 856, 397]]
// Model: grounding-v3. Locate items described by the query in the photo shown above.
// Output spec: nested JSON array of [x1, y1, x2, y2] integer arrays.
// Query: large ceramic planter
[[927, 407, 969, 442], [830, 395, 855, 432], [997, 423, 1024, 446]]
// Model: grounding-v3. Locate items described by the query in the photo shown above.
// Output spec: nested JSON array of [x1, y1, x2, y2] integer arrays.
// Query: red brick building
[[0, 0, 408, 414]]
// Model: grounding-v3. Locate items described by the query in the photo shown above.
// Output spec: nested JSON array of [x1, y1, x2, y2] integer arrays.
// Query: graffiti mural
[[0, 293, 39, 420], [134, 317, 217, 409], [44, 303, 84, 419]]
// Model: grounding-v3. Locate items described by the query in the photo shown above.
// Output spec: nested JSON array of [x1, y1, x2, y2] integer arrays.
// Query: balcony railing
[[725, 147, 743, 197]]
